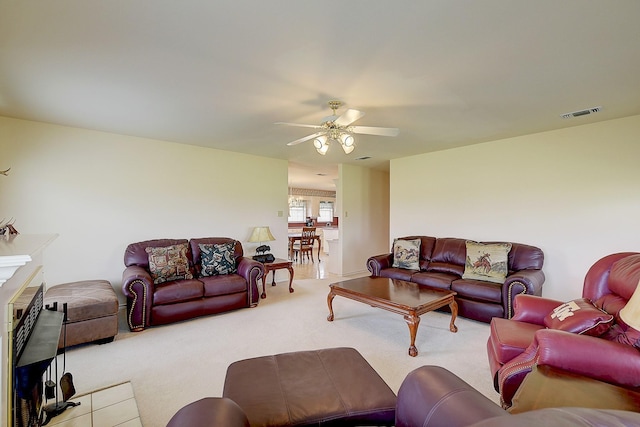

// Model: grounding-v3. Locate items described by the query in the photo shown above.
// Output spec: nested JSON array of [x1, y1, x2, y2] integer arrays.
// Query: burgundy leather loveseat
[[488, 252, 640, 408], [167, 364, 640, 427], [367, 236, 545, 323], [122, 238, 263, 331]]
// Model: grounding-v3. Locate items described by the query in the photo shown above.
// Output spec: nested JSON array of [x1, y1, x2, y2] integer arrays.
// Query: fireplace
[[1, 234, 57, 427], [12, 284, 63, 426]]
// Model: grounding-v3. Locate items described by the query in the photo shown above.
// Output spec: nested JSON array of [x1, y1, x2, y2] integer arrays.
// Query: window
[[288, 202, 307, 222], [318, 201, 334, 223]]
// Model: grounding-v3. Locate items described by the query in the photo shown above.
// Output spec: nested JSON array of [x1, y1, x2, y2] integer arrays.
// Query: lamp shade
[[248, 226, 275, 243]]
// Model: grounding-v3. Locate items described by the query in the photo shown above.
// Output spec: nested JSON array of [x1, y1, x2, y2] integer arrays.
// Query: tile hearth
[[47, 382, 141, 427]]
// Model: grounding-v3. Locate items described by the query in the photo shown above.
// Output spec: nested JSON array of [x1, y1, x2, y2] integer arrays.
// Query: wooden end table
[[260, 258, 294, 299], [327, 276, 458, 357]]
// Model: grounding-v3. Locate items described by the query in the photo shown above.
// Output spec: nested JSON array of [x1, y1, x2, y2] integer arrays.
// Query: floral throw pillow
[[146, 243, 194, 284], [462, 241, 512, 284], [200, 241, 238, 277], [392, 238, 421, 270]]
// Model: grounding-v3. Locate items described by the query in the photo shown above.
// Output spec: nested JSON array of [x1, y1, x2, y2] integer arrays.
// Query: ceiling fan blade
[[275, 122, 321, 129], [351, 126, 400, 137], [286, 132, 325, 146], [333, 109, 365, 126]]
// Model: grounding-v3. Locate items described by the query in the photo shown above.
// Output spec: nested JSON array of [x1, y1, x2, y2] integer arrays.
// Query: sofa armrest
[[502, 269, 546, 318], [367, 253, 393, 276], [499, 328, 640, 407], [236, 257, 264, 307], [534, 329, 640, 388], [510, 294, 564, 325], [122, 265, 154, 331], [396, 366, 507, 427], [167, 397, 249, 427]]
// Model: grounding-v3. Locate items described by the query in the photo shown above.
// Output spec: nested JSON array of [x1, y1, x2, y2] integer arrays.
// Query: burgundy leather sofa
[[122, 238, 263, 331], [367, 236, 545, 323], [487, 252, 640, 408], [167, 364, 640, 426]]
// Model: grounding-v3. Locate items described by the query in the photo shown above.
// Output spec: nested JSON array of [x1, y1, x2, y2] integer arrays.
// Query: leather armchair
[[487, 252, 640, 408]]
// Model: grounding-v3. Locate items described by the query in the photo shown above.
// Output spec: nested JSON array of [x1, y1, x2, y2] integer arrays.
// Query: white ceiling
[[2, 1, 639, 191]]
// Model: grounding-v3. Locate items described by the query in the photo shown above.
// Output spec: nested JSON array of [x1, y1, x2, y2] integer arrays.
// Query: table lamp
[[248, 226, 276, 263]]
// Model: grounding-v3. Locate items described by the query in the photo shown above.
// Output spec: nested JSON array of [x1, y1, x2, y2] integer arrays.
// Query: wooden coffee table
[[327, 276, 458, 357]]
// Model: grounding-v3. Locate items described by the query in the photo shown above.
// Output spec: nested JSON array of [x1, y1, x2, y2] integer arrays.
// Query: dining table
[[288, 233, 322, 262]]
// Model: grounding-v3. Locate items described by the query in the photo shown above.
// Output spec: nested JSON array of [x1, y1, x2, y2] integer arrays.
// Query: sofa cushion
[[392, 238, 421, 270], [379, 267, 415, 282], [462, 241, 512, 284], [201, 274, 248, 297], [200, 242, 238, 276], [452, 279, 502, 303], [411, 271, 457, 290], [426, 238, 467, 275], [489, 318, 543, 365], [544, 298, 614, 336], [153, 278, 204, 305], [146, 243, 194, 284], [125, 238, 190, 268]]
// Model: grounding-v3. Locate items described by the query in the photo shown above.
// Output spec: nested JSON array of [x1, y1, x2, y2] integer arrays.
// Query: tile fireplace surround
[[1, 234, 58, 427]]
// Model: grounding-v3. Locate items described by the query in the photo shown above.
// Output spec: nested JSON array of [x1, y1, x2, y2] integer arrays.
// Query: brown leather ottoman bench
[[44, 280, 119, 348], [222, 347, 397, 427]]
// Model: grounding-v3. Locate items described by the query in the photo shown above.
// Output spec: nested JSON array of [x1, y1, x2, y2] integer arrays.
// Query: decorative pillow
[[462, 241, 512, 284], [544, 298, 614, 336], [145, 243, 193, 284], [199, 241, 237, 277], [392, 238, 421, 270]]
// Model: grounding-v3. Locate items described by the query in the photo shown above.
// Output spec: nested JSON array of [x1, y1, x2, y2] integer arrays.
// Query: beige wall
[[338, 164, 390, 275], [0, 117, 289, 294], [390, 114, 640, 301]]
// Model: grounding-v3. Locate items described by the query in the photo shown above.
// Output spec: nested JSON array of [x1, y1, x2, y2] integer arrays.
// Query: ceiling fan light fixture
[[313, 135, 327, 149], [341, 143, 355, 154], [316, 142, 329, 155], [279, 100, 398, 156], [340, 133, 354, 147]]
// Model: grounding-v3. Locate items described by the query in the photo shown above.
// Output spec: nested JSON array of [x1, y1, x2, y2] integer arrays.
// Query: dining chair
[[293, 227, 315, 263]]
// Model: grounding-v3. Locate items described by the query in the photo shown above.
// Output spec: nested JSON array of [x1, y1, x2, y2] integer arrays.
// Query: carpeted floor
[[63, 275, 499, 426]]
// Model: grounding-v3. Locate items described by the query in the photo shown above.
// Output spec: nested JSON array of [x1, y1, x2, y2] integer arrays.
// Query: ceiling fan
[[276, 100, 400, 155]]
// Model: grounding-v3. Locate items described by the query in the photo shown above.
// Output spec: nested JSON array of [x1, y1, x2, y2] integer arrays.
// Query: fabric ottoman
[[44, 280, 119, 348], [223, 347, 397, 427]]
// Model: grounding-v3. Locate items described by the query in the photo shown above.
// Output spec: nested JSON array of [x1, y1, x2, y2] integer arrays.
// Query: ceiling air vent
[[355, 156, 371, 160], [561, 106, 602, 119]]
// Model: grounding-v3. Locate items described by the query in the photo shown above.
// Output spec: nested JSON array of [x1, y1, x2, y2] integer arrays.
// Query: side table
[[260, 258, 294, 298]]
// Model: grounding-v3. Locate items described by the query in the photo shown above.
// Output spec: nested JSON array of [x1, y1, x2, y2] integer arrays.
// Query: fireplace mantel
[[0, 234, 58, 287]]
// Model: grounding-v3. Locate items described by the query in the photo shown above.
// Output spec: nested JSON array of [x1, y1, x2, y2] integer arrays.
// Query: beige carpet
[[64, 275, 499, 426]]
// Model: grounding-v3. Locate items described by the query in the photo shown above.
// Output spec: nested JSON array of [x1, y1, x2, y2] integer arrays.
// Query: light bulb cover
[[342, 144, 355, 154], [313, 135, 327, 149], [340, 133, 355, 147], [316, 143, 329, 155]]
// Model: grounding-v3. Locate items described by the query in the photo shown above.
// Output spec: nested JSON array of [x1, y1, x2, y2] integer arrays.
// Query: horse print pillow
[[462, 241, 512, 284]]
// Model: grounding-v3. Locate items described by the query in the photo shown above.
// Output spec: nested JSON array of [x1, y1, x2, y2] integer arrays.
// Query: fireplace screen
[[12, 284, 64, 427]]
